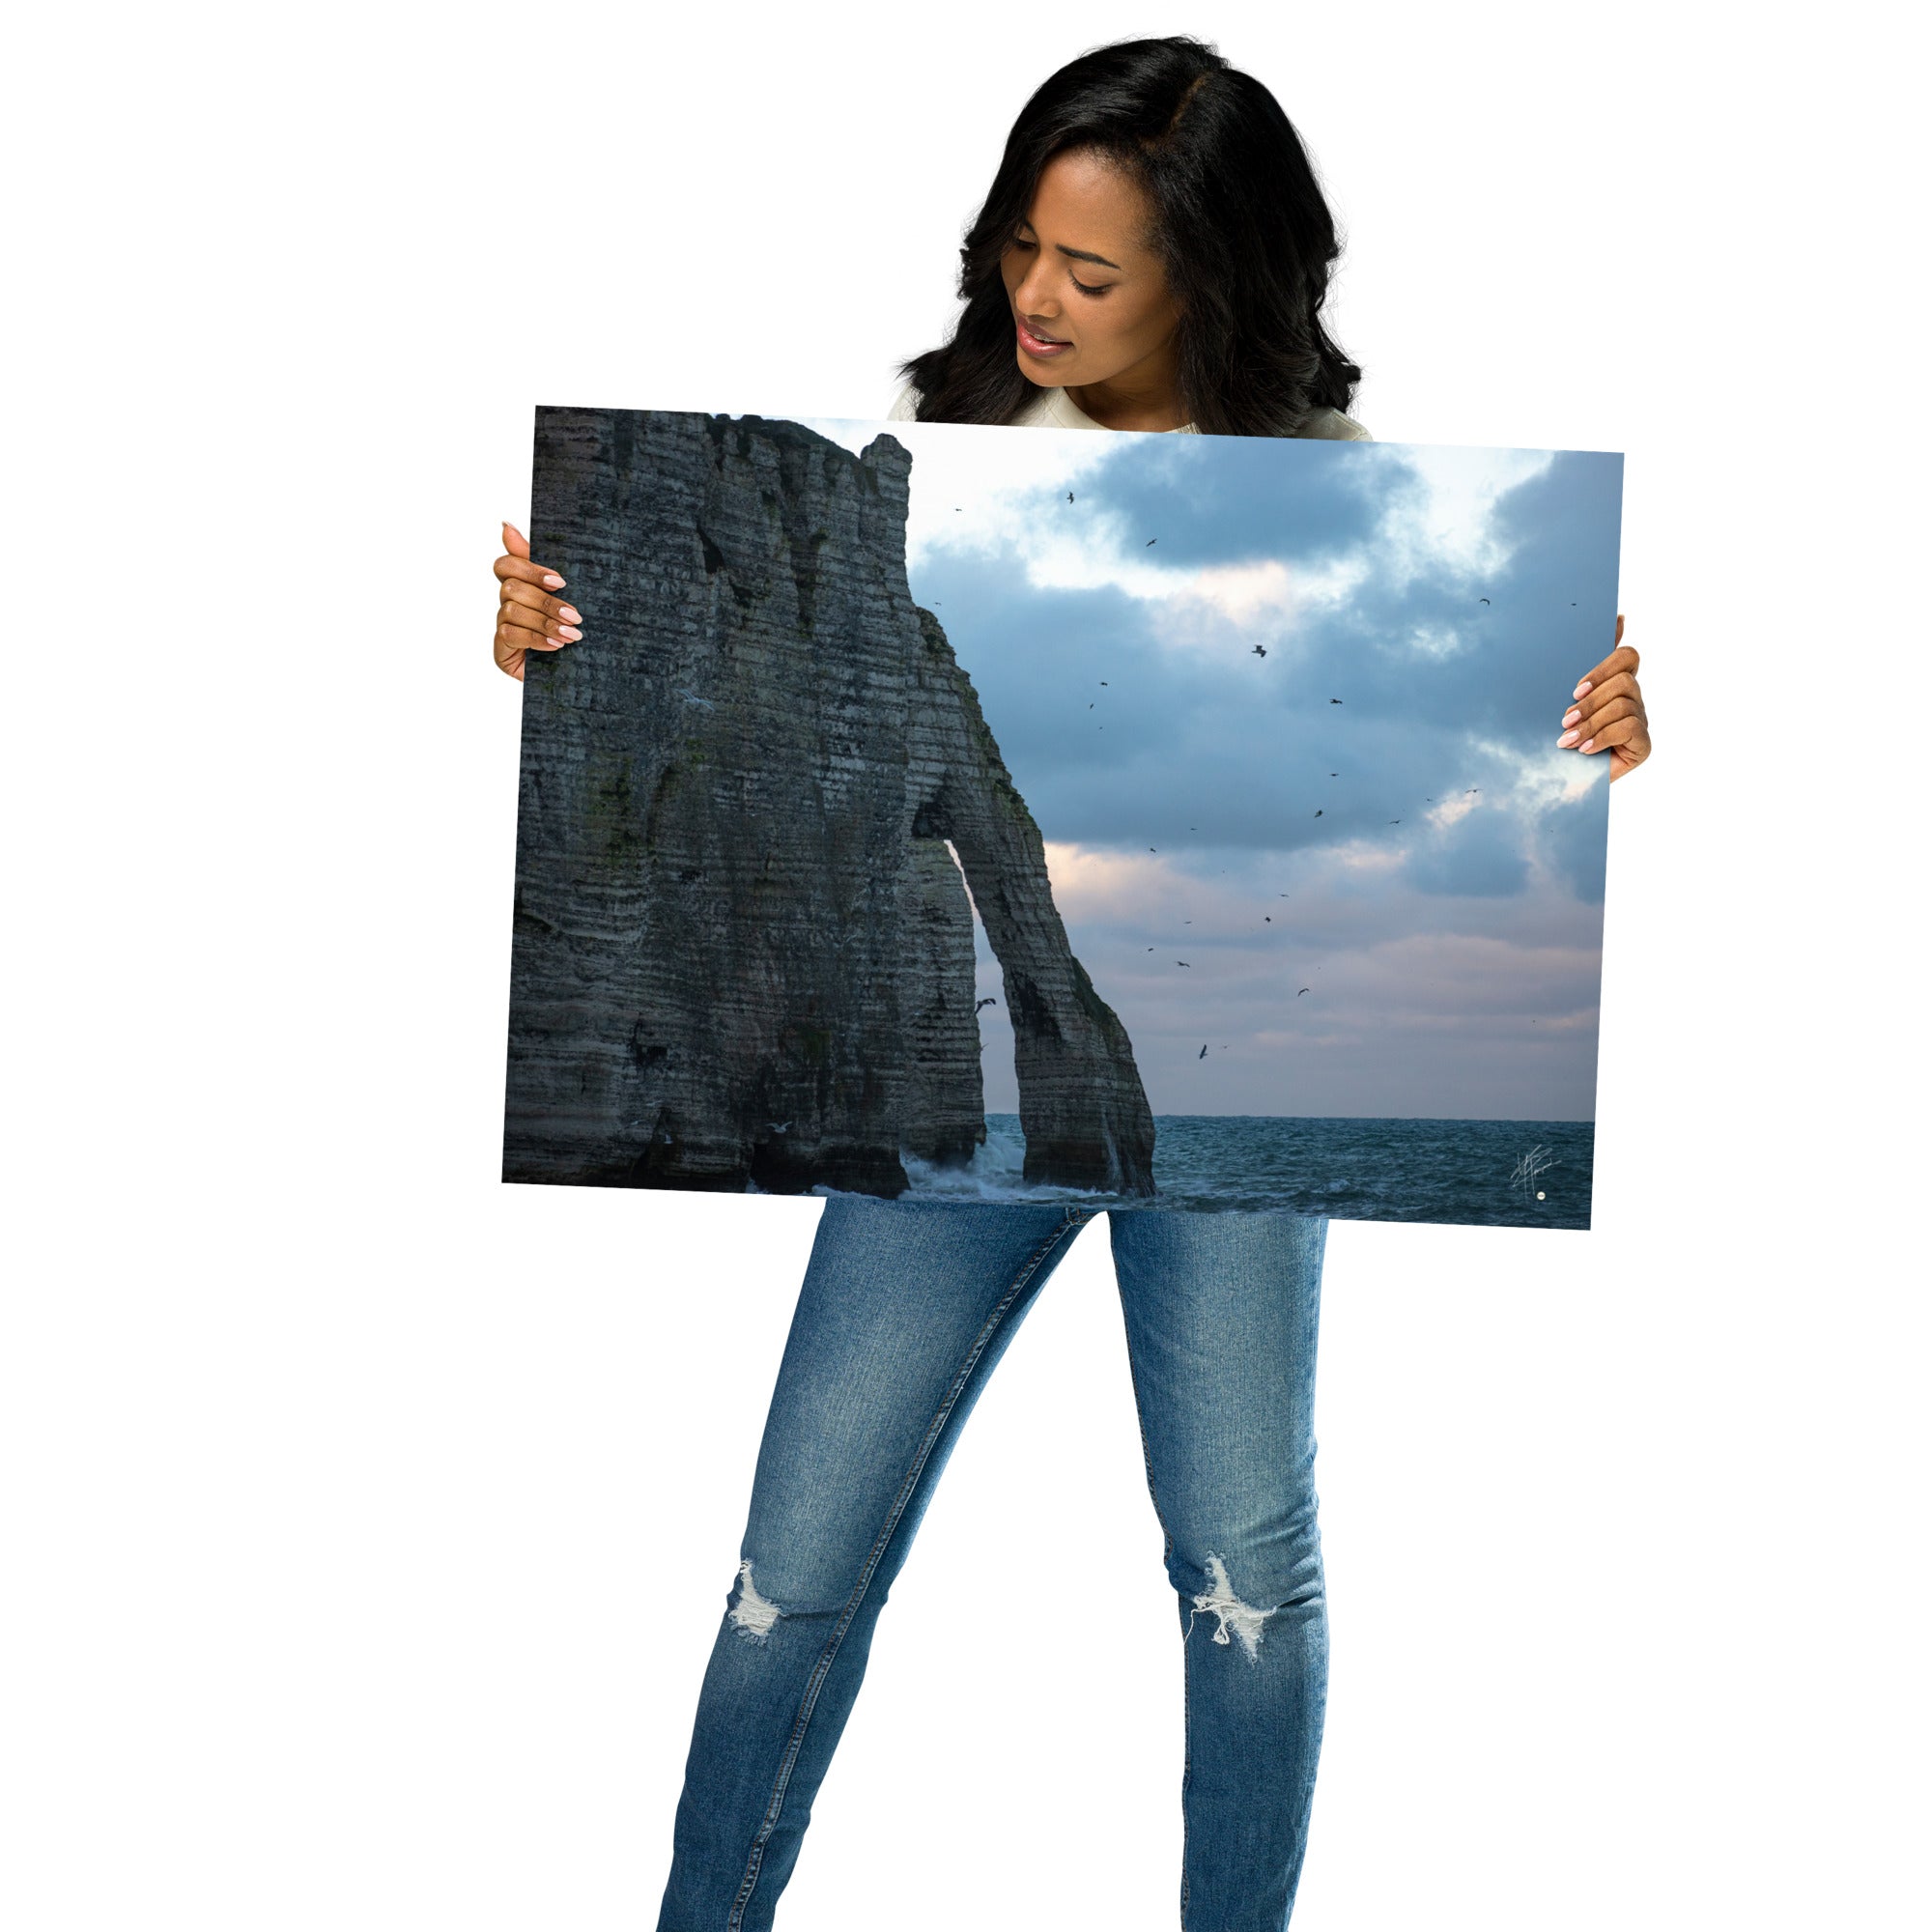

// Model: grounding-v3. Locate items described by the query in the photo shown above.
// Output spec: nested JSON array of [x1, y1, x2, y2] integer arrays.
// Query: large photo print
[[504, 408, 1620, 1228]]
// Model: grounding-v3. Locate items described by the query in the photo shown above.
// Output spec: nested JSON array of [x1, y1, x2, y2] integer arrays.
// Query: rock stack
[[504, 409, 1156, 1199]]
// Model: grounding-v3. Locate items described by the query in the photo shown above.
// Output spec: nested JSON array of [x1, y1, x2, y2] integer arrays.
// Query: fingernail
[[543, 573, 566, 589], [1573, 680, 1592, 698], [554, 624, 582, 641], [1579, 738, 1595, 753], [1558, 729, 1579, 747], [1562, 707, 1580, 726], [558, 605, 581, 623]]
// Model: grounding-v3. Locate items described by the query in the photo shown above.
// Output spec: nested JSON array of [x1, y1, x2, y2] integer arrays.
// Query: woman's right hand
[[493, 522, 582, 682]]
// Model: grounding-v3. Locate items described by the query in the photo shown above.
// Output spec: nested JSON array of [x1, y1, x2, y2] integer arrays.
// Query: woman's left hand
[[1559, 615, 1650, 781]]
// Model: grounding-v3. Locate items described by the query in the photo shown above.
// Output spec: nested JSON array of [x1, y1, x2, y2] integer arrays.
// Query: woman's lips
[[1016, 316, 1072, 358]]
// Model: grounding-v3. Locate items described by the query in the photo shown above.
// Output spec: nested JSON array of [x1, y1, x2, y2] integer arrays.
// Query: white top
[[887, 379, 1371, 440]]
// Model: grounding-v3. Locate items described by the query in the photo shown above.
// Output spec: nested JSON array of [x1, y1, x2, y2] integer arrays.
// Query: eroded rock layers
[[504, 409, 1155, 1198]]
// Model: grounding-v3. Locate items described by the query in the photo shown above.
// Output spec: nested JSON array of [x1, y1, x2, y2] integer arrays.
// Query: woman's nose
[[1013, 262, 1059, 322]]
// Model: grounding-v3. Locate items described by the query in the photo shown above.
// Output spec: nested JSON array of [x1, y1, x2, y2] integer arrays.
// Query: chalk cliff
[[503, 409, 1156, 1198]]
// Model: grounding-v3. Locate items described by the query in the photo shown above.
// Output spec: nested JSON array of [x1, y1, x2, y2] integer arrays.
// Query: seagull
[[1388, 819, 1401, 825], [1090, 702, 1094, 708], [1150, 847, 1157, 853], [1067, 492, 1074, 502], [1479, 597, 1490, 606], [1199, 1044, 1208, 1059], [677, 690, 715, 710], [1330, 697, 1343, 704], [975, 997, 998, 1012], [1178, 960, 1191, 967], [767, 1121, 792, 1132], [1297, 988, 1310, 996], [1146, 537, 1157, 546], [1264, 916, 1272, 923], [1252, 643, 1267, 657], [1100, 680, 1108, 685], [1314, 810, 1322, 817]]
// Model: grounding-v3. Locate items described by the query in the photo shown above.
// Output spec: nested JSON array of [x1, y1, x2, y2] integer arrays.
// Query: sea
[[885, 1113, 1594, 1230]]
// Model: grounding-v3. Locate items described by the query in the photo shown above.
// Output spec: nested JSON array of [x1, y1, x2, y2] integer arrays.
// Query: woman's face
[[999, 147, 1181, 392]]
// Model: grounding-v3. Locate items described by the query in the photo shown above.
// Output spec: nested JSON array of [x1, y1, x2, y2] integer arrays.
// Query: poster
[[505, 408, 1620, 1229]]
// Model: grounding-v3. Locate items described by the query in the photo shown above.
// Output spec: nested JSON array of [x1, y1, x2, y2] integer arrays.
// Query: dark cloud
[[1535, 785, 1611, 904], [1061, 433, 1388, 565], [1403, 805, 1534, 898]]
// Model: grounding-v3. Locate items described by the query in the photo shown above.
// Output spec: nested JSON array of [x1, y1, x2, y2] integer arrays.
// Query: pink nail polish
[[544, 573, 565, 589], [1558, 729, 1579, 747], [1573, 680, 1592, 699], [556, 625, 582, 641], [558, 606, 581, 623], [1562, 708, 1580, 726], [1578, 738, 1595, 753]]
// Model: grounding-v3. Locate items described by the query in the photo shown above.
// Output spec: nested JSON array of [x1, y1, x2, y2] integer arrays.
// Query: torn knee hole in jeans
[[728, 1559, 784, 1641], [1189, 1554, 1272, 1662]]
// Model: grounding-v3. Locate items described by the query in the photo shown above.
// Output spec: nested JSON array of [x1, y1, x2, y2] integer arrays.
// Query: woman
[[491, 37, 1651, 1932]]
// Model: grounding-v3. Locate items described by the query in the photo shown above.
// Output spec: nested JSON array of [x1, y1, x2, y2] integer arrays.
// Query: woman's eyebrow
[[1016, 221, 1122, 272]]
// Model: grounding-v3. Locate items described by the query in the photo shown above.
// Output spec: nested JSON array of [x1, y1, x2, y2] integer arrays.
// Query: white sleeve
[[886, 381, 920, 422]]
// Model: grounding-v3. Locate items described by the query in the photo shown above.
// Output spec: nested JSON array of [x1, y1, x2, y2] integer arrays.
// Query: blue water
[[891, 1113, 1594, 1230]]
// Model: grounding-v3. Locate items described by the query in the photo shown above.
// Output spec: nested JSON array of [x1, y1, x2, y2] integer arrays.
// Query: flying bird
[[1067, 492, 1074, 502], [1199, 1044, 1208, 1059], [1146, 537, 1157, 546], [975, 997, 998, 1012], [1479, 597, 1490, 606], [1264, 916, 1272, 923], [1314, 810, 1322, 817], [1388, 819, 1401, 825], [1099, 680, 1108, 686], [1297, 987, 1310, 996], [1329, 697, 1343, 704], [1252, 643, 1267, 657], [1178, 960, 1191, 967]]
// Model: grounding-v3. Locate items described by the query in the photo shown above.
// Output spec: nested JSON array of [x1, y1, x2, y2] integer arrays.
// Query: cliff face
[[503, 409, 1155, 1199]]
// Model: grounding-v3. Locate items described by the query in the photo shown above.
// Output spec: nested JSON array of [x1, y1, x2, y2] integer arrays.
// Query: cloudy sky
[[806, 417, 1621, 1122]]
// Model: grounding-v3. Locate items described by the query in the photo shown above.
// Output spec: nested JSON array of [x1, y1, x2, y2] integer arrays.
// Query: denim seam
[[725, 1216, 1085, 1930], [1116, 1298, 1192, 1926]]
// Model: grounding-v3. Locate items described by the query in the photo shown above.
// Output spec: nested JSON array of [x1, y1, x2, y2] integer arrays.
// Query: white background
[[5, 4, 1925, 1927]]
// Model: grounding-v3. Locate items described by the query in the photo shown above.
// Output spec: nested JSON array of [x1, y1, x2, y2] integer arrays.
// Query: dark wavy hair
[[896, 36, 1362, 438]]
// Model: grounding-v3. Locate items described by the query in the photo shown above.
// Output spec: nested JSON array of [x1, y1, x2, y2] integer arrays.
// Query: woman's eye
[[1071, 276, 1110, 297]]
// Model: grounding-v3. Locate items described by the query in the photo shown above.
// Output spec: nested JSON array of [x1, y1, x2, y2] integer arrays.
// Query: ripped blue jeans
[[656, 1196, 1329, 1932]]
